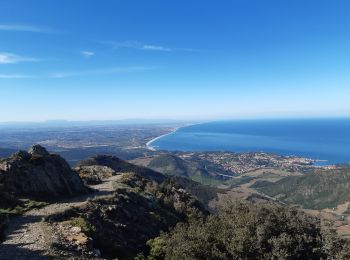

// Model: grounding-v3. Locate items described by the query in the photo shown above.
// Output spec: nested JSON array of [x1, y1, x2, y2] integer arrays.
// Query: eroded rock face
[[0, 145, 88, 199]]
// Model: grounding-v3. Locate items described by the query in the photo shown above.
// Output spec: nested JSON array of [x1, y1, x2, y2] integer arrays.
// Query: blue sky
[[1, 0, 350, 122]]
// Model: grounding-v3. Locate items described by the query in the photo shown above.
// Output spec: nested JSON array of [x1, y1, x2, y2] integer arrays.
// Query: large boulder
[[0, 145, 88, 200]]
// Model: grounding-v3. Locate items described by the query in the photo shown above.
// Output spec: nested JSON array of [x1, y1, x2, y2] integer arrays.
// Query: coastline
[[146, 127, 180, 151], [146, 122, 202, 151], [145, 120, 348, 166]]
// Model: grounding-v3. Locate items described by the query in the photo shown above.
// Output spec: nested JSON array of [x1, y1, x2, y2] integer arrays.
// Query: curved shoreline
[[146, 123, 202, 151], [146, 127, 180, 151], [144, 121, 344, 166]]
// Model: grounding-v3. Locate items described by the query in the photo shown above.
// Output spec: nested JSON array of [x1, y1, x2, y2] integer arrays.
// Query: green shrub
[[149, 201, 350, 259], [255, 168, 350, 209], [69, 217, 95, 236]]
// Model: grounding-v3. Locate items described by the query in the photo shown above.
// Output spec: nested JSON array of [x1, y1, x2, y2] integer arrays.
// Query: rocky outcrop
[[76, 165, 116, 185], [78, 155, 221, 208], [0, 145, 88, 199], [77, 155, 166, 183], [48, 173, 208, 259]]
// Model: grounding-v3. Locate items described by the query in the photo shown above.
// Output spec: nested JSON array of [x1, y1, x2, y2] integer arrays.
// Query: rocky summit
[[0, 145, 88, 199]]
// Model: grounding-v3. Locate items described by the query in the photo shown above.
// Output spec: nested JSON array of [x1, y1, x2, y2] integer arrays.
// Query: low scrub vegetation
[[69, 217, 95, 237], [147, 201, 350, 259], [254, 167, 350, 209]]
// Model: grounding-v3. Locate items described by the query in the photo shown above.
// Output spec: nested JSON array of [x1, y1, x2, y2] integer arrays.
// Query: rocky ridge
[[47, 172, 208, 259], [0, 147, 209, 259], [76, 165, 116, 185], [0, 145, 88, 199], [78, 155, 166, 183]]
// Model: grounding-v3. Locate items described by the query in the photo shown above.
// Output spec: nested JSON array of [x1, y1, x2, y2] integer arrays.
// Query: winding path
[[0, 175, 121, 260]]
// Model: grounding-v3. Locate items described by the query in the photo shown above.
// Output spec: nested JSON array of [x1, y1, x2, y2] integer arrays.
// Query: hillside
[[0, 146, 209, 259], [47, 173, 208, 259], [0, 146, 349, 259], [79, 154, 221, 208], [148, 201, 350, 259], [253, 167, 350, 210], [78, 155, 166, 183], [147, 153, 210, 178], [143, 153, 227, 186]]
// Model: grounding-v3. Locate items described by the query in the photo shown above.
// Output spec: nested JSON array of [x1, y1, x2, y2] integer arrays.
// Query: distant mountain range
[[0, 119, 196, 129]]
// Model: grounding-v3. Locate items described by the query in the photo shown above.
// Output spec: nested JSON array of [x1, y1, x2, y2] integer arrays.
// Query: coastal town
[[176, 151, 317, 175]]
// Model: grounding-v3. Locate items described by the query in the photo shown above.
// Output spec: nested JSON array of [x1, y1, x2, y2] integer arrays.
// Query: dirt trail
[[0, 175, 121, 260]]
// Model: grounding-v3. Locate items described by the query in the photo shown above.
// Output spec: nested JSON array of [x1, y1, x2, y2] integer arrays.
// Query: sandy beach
[[146, 123, 202, 151], [146, 127, 180, 151]]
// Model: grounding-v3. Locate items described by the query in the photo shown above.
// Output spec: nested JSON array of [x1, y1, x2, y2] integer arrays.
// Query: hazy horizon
[[1, 116, 350, 126], [1, 0, 350, 121]]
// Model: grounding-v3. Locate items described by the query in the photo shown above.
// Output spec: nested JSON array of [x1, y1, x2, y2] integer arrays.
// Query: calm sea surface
[[149, 119, 350, 165]]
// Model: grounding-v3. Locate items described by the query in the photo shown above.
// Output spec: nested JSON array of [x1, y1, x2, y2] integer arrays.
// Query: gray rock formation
[[0, 145, 88, 200], [29, 144, 50, 156], [77, 155, 166, 183], [76, 165, 116, 185]]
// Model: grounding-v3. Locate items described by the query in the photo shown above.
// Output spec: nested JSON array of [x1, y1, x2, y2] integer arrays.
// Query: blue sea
[[149, 119, 350, 165]]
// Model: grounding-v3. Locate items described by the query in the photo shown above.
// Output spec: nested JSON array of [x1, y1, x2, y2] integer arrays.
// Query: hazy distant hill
[[0, 119, 191, 129], [253, 167, 350, 210]]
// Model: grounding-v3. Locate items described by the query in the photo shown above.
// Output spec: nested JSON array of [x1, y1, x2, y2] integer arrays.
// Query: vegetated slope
[[166, 175, 223, 207], [147, 153, 209, 178], [78, 155, 222, 207], [77, 155, 166, 183], [1, 146, 349, 259], [148, 201, 350, 259], [48, 172, 208, 259], [146, 153, 224, 186], [253, 167, 350, 209], [0, 147, 213, 259]]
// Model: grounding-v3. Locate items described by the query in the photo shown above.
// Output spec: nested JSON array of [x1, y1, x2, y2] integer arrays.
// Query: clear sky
[[1, 0, 350, 122]]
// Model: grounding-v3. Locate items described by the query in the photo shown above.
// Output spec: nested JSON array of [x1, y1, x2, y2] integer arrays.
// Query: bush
[[148, 201, 350, 260], [69, 217, 95, 236]]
